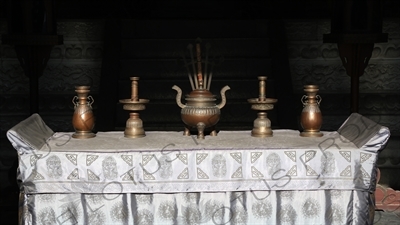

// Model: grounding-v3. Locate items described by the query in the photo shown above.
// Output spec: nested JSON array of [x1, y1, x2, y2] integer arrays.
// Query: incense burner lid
[[185, 89, 216, 103]]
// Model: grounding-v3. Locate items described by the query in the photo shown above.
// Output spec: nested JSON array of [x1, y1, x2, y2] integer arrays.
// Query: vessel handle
[[316, 95, 322, 105], [87, 95, 94, 106], [301, 95, 308, 106], [72, 96, 79, 108]]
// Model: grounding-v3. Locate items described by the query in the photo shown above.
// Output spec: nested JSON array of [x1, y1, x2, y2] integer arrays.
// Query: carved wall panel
[[290, 62, 349, 92], [291, 62, 400, 93], [288, 43, 400, 60], [384, 19, 400, 39], [287, 18, 400, 190], [0, 61, 28, 92], [287, 19, 400, 138], [40, 62, 102, 93], [362, 63, 400, 91], [57, 20, 105, 41], [50, 43, 103, 59], [0, 20, 105, 137]]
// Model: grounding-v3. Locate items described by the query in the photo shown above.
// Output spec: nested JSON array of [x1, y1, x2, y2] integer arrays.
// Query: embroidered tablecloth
[[13, 130, 386, 194], [7, 113, 391, 225]]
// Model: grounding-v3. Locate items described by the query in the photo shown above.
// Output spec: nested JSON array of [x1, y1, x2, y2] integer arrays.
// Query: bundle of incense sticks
[[183, 41, 213, 90]]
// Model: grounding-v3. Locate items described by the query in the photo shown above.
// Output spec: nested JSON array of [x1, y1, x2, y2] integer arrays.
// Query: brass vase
[[300, 85, 323, 137], [72, 86, 96, 138]]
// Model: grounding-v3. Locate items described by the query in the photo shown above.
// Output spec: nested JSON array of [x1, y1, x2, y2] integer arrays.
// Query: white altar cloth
[[7, 113, 390, 225], [15, 130, 385, 194]]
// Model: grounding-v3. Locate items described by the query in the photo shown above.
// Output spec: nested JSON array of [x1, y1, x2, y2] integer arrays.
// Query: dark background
[[0, 0, 399, 224]]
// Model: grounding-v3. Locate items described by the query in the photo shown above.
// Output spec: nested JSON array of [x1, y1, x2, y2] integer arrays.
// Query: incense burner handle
[[217, 85, 231, 109], [172, 85, 185, 109]]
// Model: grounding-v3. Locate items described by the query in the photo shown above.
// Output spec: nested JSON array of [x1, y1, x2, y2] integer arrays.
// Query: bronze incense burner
[[173, 41, 230, 139]]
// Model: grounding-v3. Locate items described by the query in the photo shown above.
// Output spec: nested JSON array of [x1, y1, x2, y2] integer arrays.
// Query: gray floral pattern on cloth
[[136, 194, 153, 204], [134, 209, 154, 225], [325, 203, 344, 225], [46, 155, 63, 179], [279, 190, 295, 200], [158, 201, 177, 222], [230, 205, 249, 225], [204, 200, 225, 224], [102, 156, 118, 180], [183, 192, 200, 204], [252, 200, 273, 219], [38, 207, 56, 225], [85, 194, 104, 205], [111, 201, 129, 223], [18, 131, 384, 194], [88, 210, 106, 225], [59, 201, 81, 224], [180, 204, 201, 225], [266, 153, 281, 175], [321, 151, 336, 175], [330, 190, 343, 198], [19, 190, 374, 224], [302, 197, 320, 218], [212, 154, 227, 177], [279, 204, 297, 225], [38, 194, 55, 203], [158, 155, 173, 178]]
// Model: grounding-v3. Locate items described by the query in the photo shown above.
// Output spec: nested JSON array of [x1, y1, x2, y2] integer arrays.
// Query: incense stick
[[188, 44, 198, 89], [196, 43, 203, 88], [181, 52, 195, 90], [204, 43, 210, 90]]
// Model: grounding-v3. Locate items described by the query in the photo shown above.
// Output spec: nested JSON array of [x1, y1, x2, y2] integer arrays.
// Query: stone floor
[[374, 211, 400, 224]]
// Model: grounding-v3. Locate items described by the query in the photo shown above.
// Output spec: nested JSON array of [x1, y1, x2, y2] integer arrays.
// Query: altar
[[7, 113, 390, 224]]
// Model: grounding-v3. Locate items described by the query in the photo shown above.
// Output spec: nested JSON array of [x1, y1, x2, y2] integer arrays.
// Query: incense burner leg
[[183, 125, 191, 136], [210, 126, 217, 136], [196, 122, 206, 139]]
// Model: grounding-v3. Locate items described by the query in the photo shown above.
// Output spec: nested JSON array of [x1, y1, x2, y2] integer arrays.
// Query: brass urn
[[300, 85, 323, 137], [173, 41, 230, 139], [72, 86, 95, 138]]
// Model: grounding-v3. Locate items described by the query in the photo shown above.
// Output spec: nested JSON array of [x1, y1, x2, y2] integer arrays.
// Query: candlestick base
[[124, 112, 146, 138], [119, 100, 149, 138], [248, 98, 277, 138], [251, 112, 273, 137]]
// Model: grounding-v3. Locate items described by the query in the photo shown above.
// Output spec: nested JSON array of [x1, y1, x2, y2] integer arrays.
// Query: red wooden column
[[323, 0, 387, 113]]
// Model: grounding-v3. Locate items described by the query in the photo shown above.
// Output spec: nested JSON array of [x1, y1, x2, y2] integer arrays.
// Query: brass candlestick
[[248, 76, 277, 137], [119, 77, 149, 138]]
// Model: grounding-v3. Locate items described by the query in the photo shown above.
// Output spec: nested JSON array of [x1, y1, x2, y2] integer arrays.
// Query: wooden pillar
[[323, 0, 387, 113], [2, 0, 63, 114]]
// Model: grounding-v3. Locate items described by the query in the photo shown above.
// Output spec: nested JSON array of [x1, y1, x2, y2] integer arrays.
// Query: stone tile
[[374, 211, 400, 224]]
